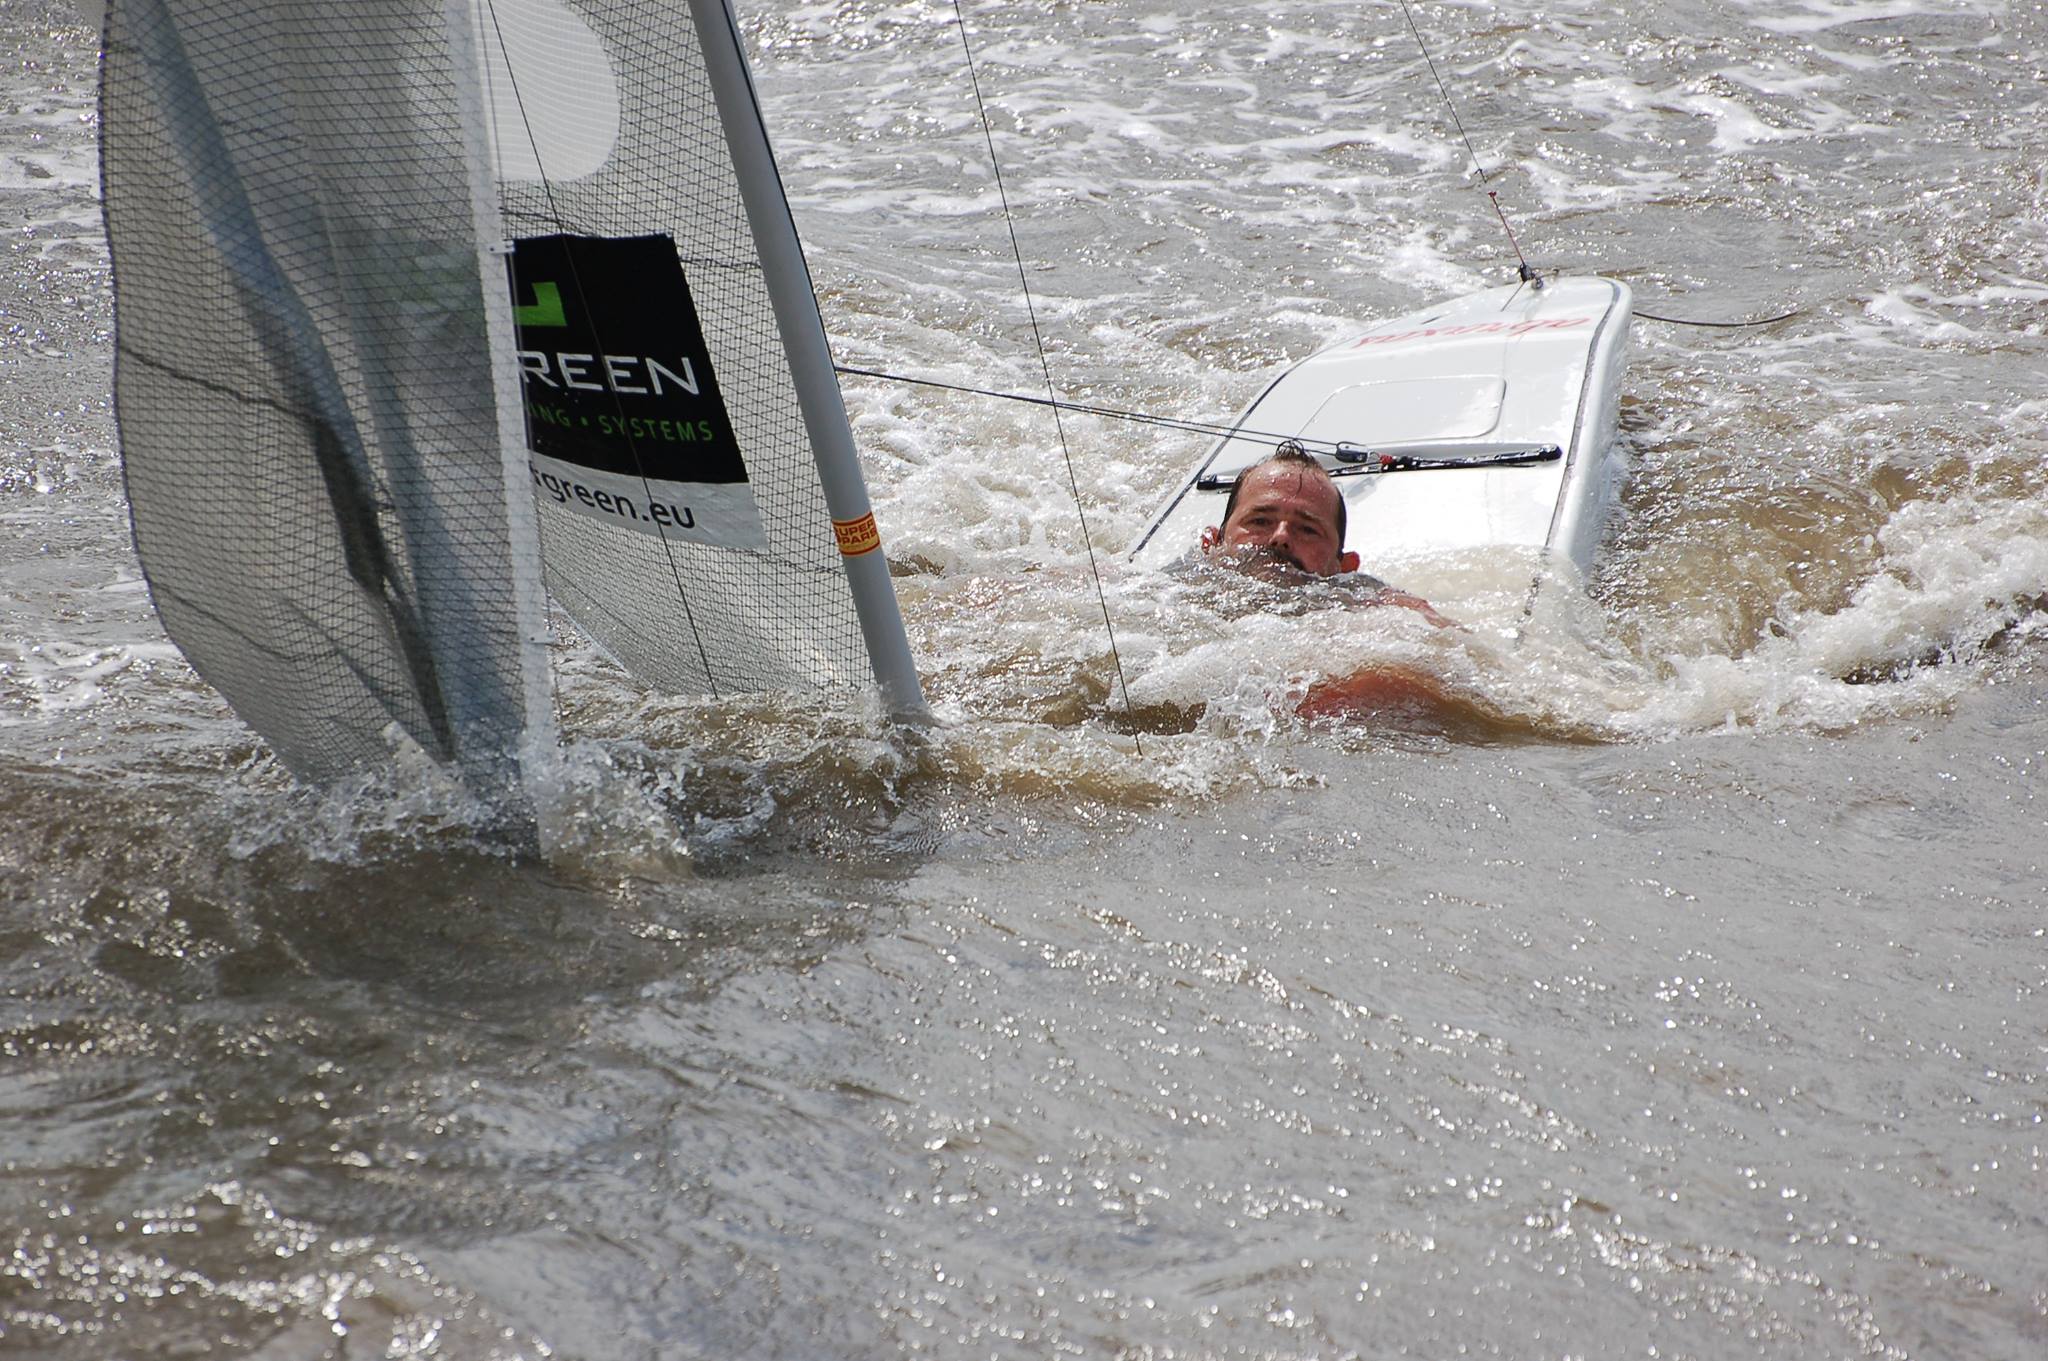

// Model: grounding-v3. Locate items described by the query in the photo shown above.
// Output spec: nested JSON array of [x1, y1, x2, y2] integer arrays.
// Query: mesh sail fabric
[[487, 0, 868, 696], [101, 0, 551, 788]]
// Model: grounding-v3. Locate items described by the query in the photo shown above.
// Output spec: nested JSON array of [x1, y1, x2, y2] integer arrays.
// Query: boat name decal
[[1350, 316, 1591, 348]]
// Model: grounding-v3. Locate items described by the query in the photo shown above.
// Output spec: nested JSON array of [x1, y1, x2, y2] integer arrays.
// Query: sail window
[[474, 0, 620, 183]]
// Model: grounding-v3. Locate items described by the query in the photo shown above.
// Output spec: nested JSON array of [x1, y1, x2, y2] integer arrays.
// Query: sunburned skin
[[1295, 665, 1453, 720]]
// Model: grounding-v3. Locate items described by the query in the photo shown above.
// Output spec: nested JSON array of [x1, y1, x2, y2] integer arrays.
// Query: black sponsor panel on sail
[[507, 234, 767, 548], [508, 233, 744, 479]]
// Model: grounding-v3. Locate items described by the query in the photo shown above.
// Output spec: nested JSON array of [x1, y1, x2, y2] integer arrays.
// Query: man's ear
[[1199, 525, 1221, 552], [1338, 549, 1361, 574]]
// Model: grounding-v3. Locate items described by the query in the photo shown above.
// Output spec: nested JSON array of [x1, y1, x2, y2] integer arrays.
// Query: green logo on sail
[[514, 281, 566, 328]]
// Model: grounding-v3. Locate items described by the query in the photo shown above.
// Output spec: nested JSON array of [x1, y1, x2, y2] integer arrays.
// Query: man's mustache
[[1223, 543, 1314, 578]]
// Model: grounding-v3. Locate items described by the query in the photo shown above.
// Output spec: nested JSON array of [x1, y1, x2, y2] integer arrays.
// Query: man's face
[[1200, 461, 1361, 580]]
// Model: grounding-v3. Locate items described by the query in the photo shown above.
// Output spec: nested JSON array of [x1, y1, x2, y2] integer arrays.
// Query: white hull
[[1130, 276, 1633, 579]]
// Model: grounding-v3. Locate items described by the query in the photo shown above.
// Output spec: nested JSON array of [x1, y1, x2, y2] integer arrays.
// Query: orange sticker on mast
[[833, 512, 881, 556]]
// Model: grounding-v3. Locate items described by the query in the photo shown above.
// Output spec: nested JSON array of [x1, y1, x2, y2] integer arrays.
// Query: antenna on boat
[[949, 1, 1145, 746], [1395, 0, 1540, 287]]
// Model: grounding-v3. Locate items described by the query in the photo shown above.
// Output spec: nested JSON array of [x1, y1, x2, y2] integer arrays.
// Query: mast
[[686, 0, 930, 722], [442, 0, 563, 811]]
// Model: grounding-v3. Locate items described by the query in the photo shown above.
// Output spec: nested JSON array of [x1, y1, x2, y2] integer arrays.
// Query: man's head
[[1199, 446, 1360, 580]]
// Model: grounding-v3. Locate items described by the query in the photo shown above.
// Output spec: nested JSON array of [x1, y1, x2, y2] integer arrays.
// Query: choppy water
[[4, 0, 2046, 1357]]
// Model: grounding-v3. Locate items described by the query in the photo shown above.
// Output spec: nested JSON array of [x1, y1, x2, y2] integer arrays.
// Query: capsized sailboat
[[1129, 275, 1634, 580], [97, 0, 1634, 806], [96, 0, 926, 809]]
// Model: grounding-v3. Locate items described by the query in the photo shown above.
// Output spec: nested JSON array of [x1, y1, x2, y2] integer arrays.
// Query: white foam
[[1622, 493, 2048, 734], [1725, 0, 1991, 36], [1716, 63, 1843, 100], [1863, 288, 1982, 343], [0, 151, 95, 192], [1520, 158, 1670, 213], [1908, 277, 2048, 310], [1561, 75, 1666, 145], [1379, 231, 1487, 296]]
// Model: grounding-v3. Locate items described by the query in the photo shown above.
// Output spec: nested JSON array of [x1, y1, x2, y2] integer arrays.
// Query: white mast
[[443, 0, 565, 818], [686, 0, 930, 722]]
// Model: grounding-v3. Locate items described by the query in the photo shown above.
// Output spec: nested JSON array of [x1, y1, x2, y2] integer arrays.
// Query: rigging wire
[[1395, 0, 1535, 283], [949, 0, 1143, 746], [1396, 0, 1807, 321], [477, 0, 723, 694], [839, 363, 1336, 453], [870, 11, 1807, 520], [1635, 306, 1804, 328]]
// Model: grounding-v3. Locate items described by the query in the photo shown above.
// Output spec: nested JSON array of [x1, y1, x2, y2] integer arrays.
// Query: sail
[[99, 0, 924, 793], [479, 0, 920, 710], [100, 0, 555, 791]]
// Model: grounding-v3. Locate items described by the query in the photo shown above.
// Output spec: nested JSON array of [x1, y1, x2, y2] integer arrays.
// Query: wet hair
[[1219, 443, 1346, 543]]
